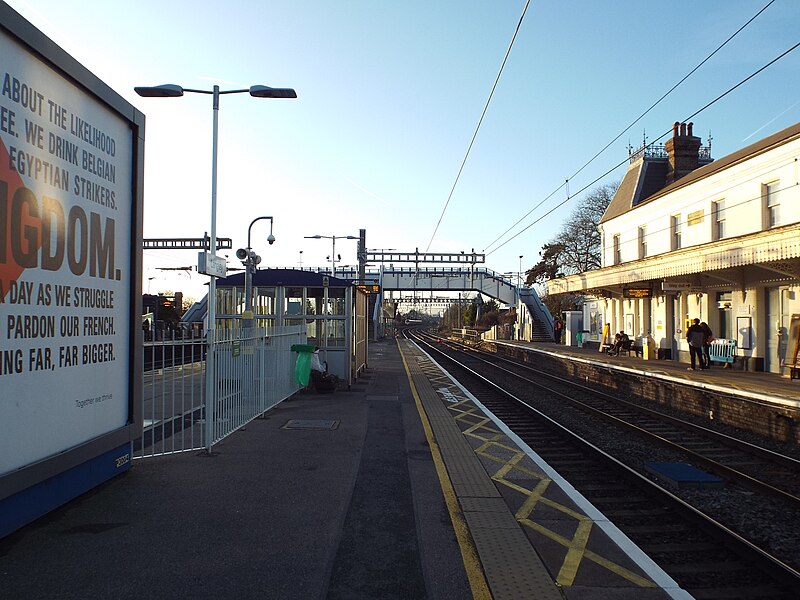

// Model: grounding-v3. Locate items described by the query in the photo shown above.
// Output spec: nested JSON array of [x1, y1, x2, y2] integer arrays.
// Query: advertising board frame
[[0, 2, 144, 535]]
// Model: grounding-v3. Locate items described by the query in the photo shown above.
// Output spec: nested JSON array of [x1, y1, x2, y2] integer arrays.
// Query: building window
[[763, 181, 780, 229], [712, 200, 726, 241], [613, 234, 621, 265], [671, 214, 682, 251], [638, 226, 647, 259]]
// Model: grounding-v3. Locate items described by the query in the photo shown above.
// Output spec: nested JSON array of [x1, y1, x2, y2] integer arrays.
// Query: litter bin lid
[[291, 344, 316, 353]]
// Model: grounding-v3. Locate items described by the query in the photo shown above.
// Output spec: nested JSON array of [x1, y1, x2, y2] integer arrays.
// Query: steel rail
[[408, 329, 800, 591]]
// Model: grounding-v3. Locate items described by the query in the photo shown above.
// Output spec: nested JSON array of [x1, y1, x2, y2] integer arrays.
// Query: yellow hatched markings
[[447, 399, 657, 589]]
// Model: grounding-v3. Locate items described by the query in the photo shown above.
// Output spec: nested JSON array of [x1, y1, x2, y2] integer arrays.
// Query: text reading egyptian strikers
[[0, 181, 119, 280]]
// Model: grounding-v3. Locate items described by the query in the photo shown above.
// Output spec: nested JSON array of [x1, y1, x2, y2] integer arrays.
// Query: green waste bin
[[291, 344, 316, 386]]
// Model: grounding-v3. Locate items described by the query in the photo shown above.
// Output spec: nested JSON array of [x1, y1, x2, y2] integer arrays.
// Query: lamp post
[[518, 255, 524, 288], [304, 234, 359, 277], [135, 82, 296, 451]]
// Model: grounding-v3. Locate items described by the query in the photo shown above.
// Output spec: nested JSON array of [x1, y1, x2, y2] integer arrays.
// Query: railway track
[[407, 329, 800, 599], [428, 333, 800, 507]]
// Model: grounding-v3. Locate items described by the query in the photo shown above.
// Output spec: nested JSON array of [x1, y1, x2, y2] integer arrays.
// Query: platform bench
[[614, 339, 635, 356]]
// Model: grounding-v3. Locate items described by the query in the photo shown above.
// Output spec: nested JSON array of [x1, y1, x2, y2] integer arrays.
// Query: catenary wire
[[424, 0, 531, 254], [483, 0, 779, 255], [485, 39, 800, 257]]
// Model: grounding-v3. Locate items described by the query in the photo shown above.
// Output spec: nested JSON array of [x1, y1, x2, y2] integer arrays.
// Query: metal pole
[[244, 251, 253, 326], [331, 236, 337, 277], [204, 85, 220, 452], [244, 216, 273, 328], [244, 217, 272, 318]]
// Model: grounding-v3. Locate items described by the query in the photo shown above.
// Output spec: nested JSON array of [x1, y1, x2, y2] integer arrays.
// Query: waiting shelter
[[215, 269, 368, 387]]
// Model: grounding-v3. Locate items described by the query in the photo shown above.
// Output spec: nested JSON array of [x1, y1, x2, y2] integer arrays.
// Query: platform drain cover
[[282, 419, 339, 430]]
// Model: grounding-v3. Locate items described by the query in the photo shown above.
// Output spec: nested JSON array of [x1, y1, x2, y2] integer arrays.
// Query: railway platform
[[1, 338, 687, 599], [489, 339, 800, 409]]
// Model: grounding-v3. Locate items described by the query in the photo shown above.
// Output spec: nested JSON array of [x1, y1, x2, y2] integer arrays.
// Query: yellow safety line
[[398, 340, 493, 600]]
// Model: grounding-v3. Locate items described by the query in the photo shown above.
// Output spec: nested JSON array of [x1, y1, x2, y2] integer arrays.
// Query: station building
[[215, 269, 369, 387], [547, 121, 800, 375]]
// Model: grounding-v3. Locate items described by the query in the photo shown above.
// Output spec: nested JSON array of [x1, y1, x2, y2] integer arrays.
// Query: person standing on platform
[[700, 321, 714, 368], [554, 318, 563, 343], [686, 318, 706, 370]]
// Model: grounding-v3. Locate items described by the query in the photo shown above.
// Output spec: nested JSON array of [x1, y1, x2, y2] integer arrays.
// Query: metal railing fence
[[206, 325, 305, 447], [136, 325, 305, 459]]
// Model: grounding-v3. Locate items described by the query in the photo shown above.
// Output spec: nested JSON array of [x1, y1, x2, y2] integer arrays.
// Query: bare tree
[[526, 182, 617, 285]]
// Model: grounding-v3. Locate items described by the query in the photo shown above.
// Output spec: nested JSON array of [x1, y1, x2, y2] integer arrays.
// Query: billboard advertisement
[[0, 6, 141, 481]]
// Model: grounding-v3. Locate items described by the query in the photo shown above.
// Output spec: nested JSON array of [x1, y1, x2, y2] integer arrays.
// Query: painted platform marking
[[417, 356, 657, 589], [437, 387, 460, 403]]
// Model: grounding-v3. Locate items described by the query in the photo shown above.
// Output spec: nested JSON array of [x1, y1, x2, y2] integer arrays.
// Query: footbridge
[[181, 249, 557, 342], [336, 261, 556, 342], [337, 266, 519, 305]]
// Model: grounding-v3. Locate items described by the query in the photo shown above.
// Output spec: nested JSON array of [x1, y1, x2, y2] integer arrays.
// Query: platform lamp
[[134, 82, 296, 452], [304, 234, 359, 277]]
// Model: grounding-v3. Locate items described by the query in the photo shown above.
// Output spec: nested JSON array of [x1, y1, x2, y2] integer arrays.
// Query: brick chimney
[[665, 121, 702, 184]]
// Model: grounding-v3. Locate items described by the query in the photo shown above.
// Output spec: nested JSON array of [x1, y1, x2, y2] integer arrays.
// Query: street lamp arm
[[249, 85, 297, 98], [304, 233, 359, 277], [134, 84, 184, 97], [135, 84, 297, 99], [247, 216, 274, 250]]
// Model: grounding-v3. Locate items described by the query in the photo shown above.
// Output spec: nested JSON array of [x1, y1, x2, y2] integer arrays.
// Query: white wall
[[602, 139, 800, 267]]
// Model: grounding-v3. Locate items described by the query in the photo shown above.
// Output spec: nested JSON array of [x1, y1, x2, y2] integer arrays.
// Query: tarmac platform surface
[[1, 338, 697, 599]]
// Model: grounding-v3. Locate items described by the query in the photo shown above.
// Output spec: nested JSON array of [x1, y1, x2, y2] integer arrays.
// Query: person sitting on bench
[[608, 331, 630, 356]]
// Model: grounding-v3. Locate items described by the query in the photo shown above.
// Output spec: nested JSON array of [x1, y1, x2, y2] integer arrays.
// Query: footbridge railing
[[338, 267, 519, 305]]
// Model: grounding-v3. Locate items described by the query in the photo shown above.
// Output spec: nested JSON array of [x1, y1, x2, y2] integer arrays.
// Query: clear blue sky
[[5, 0, 798, 301]]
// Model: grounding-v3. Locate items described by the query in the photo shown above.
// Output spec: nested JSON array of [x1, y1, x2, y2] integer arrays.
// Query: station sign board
[[662, 281, 696, 291], [623, 287, 653, 299], [356, 284, 380, 294], [198, 251, 227, 278], [1, 2, 143, 533], [687, 210, 704, 226]]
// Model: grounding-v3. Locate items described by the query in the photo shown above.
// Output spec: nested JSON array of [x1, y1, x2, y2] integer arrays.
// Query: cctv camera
[[236, 248, 248, 260], [267, 234, 276, 245]]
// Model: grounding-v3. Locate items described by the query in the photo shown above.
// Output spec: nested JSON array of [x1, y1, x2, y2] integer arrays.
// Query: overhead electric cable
[[483, 0, 778, 254], [565, 0, 775, 184], [425, 0, 531, 253], [486, 39, 800, 256]]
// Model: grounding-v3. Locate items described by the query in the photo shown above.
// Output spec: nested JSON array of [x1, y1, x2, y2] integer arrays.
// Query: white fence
[[136, 325, 305, 459]]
